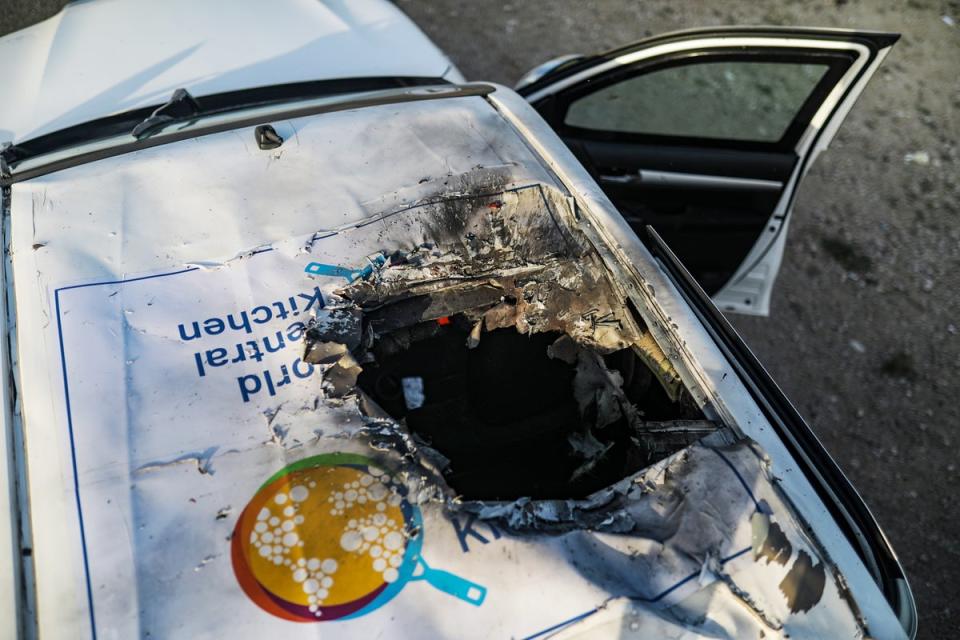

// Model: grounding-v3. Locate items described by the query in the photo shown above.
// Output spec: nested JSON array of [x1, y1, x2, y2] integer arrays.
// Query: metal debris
[[401, 376, 425, 410]]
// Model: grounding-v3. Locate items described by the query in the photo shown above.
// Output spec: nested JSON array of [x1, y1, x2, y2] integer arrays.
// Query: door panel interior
[[564, 139, 796, 293], [527, 51, 851, 294]]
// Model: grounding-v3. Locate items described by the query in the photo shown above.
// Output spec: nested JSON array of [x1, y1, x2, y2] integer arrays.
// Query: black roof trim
[[2, 76, 450, 170], [2, 82, 493, 186]]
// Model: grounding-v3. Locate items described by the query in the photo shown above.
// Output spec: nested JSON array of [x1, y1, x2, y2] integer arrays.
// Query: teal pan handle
[[413, 558, 487, 606], [305, 255, 385, 283], [304, 262, 362, 282]]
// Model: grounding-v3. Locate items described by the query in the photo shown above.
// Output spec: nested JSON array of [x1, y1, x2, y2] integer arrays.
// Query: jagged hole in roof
[[303, 183, 716, 501]]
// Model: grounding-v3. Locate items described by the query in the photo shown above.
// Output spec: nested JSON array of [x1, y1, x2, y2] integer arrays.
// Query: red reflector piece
[[436, 316, 452, 326]]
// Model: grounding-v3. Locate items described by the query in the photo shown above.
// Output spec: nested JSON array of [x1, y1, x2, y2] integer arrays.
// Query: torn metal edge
[[297, 185, 718, 530]]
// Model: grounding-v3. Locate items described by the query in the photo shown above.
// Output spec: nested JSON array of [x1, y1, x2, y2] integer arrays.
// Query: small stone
[[849, 339, 866, 353]]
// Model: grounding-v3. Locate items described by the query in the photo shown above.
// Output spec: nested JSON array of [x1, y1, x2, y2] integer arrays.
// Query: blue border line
[[521, 450, 761, 639], [520, 545, 752, 640], [521, 608, 598, 640], [712, 448, 762, 511], [54, 266, 198, 638]]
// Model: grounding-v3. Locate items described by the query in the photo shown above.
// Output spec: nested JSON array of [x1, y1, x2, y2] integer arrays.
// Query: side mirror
[[514, 54, 586, 92]]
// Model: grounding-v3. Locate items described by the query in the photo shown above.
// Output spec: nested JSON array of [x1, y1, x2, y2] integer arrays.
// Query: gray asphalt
[[3, 1, 958, 637]]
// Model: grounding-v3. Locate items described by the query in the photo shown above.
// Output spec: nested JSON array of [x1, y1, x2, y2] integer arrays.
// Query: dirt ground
[[2, 0, 958, 637]]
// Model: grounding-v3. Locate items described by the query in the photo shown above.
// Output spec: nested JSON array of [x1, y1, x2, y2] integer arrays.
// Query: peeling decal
[[751, 511, 793, 566], [779, 549, 827, 614]]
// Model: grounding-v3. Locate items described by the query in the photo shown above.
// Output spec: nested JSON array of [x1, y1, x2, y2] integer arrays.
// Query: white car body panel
[[1, 86, 906, 638], [0, 0, 463, 144]]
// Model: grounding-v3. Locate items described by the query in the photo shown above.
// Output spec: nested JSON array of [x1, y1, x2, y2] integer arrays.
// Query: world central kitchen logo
[[232, 453, 487, 622], [174, 256, 388, 404], [176, 285, 326, 402]]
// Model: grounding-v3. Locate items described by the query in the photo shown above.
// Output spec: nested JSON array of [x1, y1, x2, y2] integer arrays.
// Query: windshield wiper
[[131, 88, 202, 139], [130, 89, 201, 140]]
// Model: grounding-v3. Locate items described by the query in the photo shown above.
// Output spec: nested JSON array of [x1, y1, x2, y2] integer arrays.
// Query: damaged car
[[0, 1, 916, 638]]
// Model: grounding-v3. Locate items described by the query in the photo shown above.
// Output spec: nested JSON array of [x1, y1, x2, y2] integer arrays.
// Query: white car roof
[[2, 90, 904, 639], [0, 0, 460, 144]]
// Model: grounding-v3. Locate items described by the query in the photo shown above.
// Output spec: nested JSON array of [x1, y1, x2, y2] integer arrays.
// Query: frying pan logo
[[232, 453, 487, 622]]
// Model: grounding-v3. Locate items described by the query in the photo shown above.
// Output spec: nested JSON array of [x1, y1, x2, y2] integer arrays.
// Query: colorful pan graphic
[[232, 452, 487, 622]]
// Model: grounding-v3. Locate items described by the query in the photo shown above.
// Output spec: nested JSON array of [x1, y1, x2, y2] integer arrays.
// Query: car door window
[[564, 60, 830, 143], [524, 31, 895, 310]]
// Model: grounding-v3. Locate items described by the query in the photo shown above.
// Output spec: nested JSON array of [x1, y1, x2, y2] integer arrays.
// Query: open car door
[[519, 27, 897, 315]]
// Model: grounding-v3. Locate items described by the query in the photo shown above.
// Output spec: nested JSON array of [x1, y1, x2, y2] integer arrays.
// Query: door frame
[[522, 27, 897, 314]]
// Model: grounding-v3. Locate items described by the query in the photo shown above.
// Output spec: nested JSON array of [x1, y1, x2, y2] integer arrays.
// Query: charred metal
[[303, 182, 710, 503]]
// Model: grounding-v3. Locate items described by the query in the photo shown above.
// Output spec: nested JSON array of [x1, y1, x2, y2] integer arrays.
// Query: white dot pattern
[[250, 483, 339, 618], [333, 470, 407, 586], [248, 467, 408, 619]]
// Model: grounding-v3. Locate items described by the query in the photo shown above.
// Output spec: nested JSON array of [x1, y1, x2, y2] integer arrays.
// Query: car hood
[[0, 0, 461, 144]]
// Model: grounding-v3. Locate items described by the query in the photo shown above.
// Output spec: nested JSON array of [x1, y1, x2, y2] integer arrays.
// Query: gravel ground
[[3, 1, 958, 637]]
